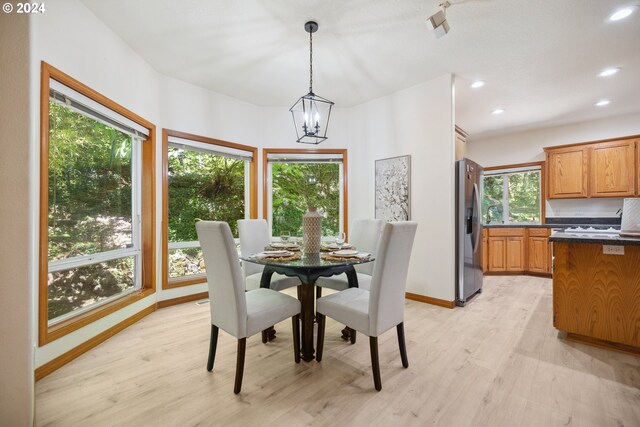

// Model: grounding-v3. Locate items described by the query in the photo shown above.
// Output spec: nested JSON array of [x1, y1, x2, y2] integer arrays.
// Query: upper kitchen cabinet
[[544, 136, 639, 199], [545, 146, 589, 198], [589, 139, 636, 197]]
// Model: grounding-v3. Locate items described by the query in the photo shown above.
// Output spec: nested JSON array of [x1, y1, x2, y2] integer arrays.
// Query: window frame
[[39, 62, 156, 346], [162, 129, 258, 289], [262, 148, 349, 238], [483, 161, 546, 225]]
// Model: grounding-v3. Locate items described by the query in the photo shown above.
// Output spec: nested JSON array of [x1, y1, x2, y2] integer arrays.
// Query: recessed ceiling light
[[470, 80, 486, 89], [609, 7, 635, 21], [492, 108, 505, 115], [599, 67, 621, 77], [595, 99, 610, 107]]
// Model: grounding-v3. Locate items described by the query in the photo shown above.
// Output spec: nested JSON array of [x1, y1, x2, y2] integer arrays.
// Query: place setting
[[265, 232, 302, 252], [253, 249, 301, 262]]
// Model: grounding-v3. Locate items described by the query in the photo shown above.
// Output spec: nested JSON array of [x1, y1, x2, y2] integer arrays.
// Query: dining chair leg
[[234, 338, 247, 394], [316, 313, 326, 362], [292, 314, 301, 363], [397, 322, 409, 368], [350, 327, 357, 344], [261, 330, 268, 343], [369, 336, 382, 391], [207, 324, 219, 372]]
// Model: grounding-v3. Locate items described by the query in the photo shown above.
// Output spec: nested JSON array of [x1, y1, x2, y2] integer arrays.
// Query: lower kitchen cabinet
[[488, 237, 507, 271], [484, 227, 551, 275], [506, 237, 526, 270], [482, 229, 488, 273], [528, 237, 548, 273]]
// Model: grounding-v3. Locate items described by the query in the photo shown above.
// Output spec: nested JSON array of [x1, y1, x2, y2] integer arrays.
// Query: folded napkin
[[329, 251, 370, 259]]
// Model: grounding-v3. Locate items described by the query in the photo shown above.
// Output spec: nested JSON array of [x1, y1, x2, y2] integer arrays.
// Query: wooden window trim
[[262, 148, 349, 237], [162, 129, 258, 289], [39, 62, 156, 346], [483, 161, 546, 223]]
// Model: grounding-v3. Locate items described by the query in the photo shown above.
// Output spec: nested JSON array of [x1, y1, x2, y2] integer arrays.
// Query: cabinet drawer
[[528, 228, 550, 237], [488, 228, 526, 237]]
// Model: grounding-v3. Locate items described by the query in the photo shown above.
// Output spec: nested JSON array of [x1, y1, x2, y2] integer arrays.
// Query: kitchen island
[[550, 233, 640, 354]]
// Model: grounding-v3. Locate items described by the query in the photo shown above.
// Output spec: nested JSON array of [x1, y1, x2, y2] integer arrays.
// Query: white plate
[[324, 243, 353, 249], [262, 250, 292, 256], [333, 250, 359, 256], [270, 243, 286, 248]]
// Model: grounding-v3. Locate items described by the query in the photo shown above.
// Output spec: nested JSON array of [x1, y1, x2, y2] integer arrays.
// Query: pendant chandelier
[[290, 21, 334, 145]]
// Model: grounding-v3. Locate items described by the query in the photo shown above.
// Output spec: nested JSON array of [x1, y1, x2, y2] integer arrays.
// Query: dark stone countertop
[[549, 232, 640, 246]]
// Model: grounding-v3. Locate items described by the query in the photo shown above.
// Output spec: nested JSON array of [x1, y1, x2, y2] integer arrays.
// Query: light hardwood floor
[[35, 276, 640, 426]]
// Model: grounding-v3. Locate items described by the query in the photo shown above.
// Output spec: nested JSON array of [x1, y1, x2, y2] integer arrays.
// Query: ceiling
[[81, 0, 640, 138]]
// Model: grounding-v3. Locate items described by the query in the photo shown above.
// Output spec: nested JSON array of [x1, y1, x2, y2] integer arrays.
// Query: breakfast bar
[[550, 233, 640, 354]]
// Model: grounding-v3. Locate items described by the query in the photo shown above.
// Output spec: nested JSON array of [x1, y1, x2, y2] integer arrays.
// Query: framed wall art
[[375, 155, 411, 221]]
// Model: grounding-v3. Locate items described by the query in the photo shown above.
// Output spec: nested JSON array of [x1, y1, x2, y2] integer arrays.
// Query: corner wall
[[0, 12, 34, 426], [348, 75, 456, 302]]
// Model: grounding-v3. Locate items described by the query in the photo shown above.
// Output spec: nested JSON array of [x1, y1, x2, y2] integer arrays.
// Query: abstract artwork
[[375, 155, 411, 221]]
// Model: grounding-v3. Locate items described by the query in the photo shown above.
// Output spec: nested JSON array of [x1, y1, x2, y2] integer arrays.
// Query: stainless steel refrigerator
[[455, 158, 484, 306]]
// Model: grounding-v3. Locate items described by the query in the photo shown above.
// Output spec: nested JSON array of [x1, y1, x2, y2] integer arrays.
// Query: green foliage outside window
[[481, 170, 540, 224], [167, 148, 245, 240], [167, 148, 245, 278], [271, 162, 340, 237], [47, 101, 135, 320]]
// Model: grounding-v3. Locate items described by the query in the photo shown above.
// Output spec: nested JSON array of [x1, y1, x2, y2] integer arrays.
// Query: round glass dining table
[[241, 252, 374, 361]]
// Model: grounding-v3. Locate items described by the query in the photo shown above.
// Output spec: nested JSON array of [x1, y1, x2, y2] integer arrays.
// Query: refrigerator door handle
[[471, 183, 482, 253]]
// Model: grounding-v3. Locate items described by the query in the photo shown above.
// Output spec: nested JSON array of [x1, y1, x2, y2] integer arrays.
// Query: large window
[[163, 130, 257, 289], [482, 163, 544, 224], [264, 149, 347, 238], [40, 62, 155, 345]]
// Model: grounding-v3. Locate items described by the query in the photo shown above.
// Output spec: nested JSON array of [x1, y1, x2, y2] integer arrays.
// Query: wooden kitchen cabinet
[[544, 136, 639, 199], [528, 237, 548, 273], [482, 229, 488, 273], [589, 139, 636, 197], [488, 237, 507, 271], [553, 241, 640, 350], [546, 146, 589, 198], [484, 227, 551, 275], [506, 237, 526, 271]]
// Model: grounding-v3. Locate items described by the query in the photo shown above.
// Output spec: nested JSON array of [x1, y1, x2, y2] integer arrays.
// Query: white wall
[[467, 112, 640, 218], [0, 12, 34, 426], [348, 75, 456, 301]]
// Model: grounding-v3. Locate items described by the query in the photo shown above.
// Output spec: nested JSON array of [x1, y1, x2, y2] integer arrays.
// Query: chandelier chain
[[309, 30, 313, 93]]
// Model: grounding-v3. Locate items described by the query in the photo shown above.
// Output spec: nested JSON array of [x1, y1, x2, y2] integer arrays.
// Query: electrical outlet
[[603, 245, 624, 255]]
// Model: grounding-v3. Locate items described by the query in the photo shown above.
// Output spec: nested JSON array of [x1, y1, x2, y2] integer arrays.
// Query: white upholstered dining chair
[[238, 219, 300, 291], [196, 221, 301, 394], [315, 221, 418, 391], [315, 218, 384, 292]]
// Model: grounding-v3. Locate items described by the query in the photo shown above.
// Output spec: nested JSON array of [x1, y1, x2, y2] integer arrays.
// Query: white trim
[[48, 286, 139, 326], [267, 152, 343, 162], [48, 248, 139, 273], [167, 136, 254, 161], [168, 241, 200, 250]]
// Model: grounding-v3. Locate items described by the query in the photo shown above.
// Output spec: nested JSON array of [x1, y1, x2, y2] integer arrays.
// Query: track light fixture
[[427, 1, 451, 38]]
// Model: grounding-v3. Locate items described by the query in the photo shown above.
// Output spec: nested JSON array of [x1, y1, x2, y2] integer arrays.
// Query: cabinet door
[[506, 237, 525, 271], [482, 236, 488, 272], [547, 147, 588, 198], [488, 237, 506, 271], [528, 237, 548, 273], [589, 139, 636, 197]]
